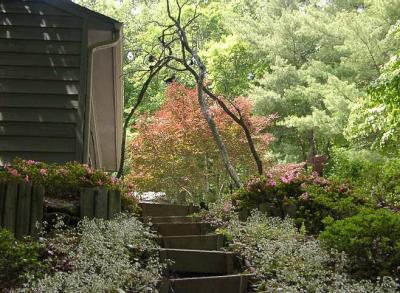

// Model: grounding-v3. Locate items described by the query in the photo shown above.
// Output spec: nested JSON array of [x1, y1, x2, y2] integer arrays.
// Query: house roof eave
[[40, 0, 122, 29]]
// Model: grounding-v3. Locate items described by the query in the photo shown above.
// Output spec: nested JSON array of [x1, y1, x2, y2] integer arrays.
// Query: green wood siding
[[0, 1, 70, 15], [0, 66, 80, 81], [0, 0, 85, 165], [0, 53, 81, 66], [1, 14, 82, 28], [0, 39, 82, 54]]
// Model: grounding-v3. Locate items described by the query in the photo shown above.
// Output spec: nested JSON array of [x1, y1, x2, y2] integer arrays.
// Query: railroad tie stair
[[140, 202, 251, 293]]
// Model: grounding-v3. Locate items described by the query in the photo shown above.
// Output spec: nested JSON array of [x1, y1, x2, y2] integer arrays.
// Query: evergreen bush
[[320, 208, 400, 279]]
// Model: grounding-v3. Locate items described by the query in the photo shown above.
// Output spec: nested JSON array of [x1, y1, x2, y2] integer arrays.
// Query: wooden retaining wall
[[238, 202, 297, 221], [0, 182, 122, 237], [80, 188, 121, 220], [0, 181, 44, 238]]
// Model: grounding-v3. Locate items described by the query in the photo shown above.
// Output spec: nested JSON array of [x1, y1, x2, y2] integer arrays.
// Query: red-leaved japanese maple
[[127, 83, 273, 202]]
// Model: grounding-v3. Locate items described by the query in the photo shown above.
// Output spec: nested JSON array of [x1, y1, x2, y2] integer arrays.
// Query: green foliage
[[247, 0, 400, 162], [0, 229, 42, 290], [64, 1, 400, 286], [74, 0, 400, 167], [215, 227, 233, 246], [233, 167, 364, 234], [227, 212, 399, 292], [204, 35, 267, 97], [298, 182, 364, 234], [327, 148, 383, 181], [320, 209, 400, 279], [346, 49, 400, 151], [21, 215, 163, 292], [197, 197, 235, 228], [327, 148, 400, 208]]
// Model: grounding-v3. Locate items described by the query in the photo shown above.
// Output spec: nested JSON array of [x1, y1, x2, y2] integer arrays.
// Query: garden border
[[0, 181, 122, 237], [0, 181, 44, 238]]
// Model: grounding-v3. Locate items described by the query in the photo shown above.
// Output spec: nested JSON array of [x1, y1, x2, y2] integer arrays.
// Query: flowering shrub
[[0, 158, 138, 212], [234, 163, 310, 208], [232, 165, 365, 233], [0, 158, 120, 191], [226, 212, 399, 292], [196, 196, 236, 229], [18, 215, 163, 292]]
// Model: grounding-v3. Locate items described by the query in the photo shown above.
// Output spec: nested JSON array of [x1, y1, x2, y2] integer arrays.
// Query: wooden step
[[140, 203, 199, 217], [160, 274, 251, 293], [159, 248, 235, 275], [157, 234, 224, 250], [153, 222, 211, 236], [139, 203, 248, 293], [146, 215, 202, 224]]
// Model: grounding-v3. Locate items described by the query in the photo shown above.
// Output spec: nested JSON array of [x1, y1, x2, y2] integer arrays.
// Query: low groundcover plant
[[15, 215, 163, 293], [225, 211, 399, 292]]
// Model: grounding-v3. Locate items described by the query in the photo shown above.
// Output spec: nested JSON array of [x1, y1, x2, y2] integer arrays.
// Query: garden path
[[140, 202, 251, 293]]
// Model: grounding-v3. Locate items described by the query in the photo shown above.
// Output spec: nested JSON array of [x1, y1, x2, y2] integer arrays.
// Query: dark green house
[[0, 0, 123, 171]]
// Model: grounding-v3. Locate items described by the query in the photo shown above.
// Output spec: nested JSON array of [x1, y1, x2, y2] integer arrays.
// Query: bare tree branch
[[119, 0, 264, 184], [117, 55, 172, 178], [203, 88, 264, 175], [165, 0, 243, 187]]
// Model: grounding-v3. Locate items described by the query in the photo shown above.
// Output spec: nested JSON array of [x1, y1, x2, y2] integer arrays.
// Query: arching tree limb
[[117, 58, 170, 178], [166, 0, 243, 188], [203, 88, 264, 175]]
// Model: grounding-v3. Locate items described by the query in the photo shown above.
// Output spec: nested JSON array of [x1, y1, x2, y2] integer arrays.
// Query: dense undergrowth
[[198, 151, 400, 291], [2, 157, 400, 292], [226, 212, 399, 292], [0, 229, 43, 290], [1, 216, 163, 292]]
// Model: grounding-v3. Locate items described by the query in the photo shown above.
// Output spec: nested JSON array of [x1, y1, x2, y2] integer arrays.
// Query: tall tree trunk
[[196, 74, 242, 188], [240, 117, 263, 175], [203, 88, 263, 175], [307, 130, 318, 168], [204, 153, 209, 195], [166, 0, 242, 188]]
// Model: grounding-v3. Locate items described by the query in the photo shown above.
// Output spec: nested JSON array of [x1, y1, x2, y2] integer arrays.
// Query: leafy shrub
[[298, 182, 364, 233], [327, 148, 382, 182], [196, 195, 236, 227], [0, 229, 43, 290], [320, 208, 400, 279], [327, 148, 400, 209], [227, 212, 399, 292], [232, 166, 365, 233], [232, 164, 309, 209], [19, 215, 163, 292], [0, 159, 118, 191], [0, 158, 138, 212]]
